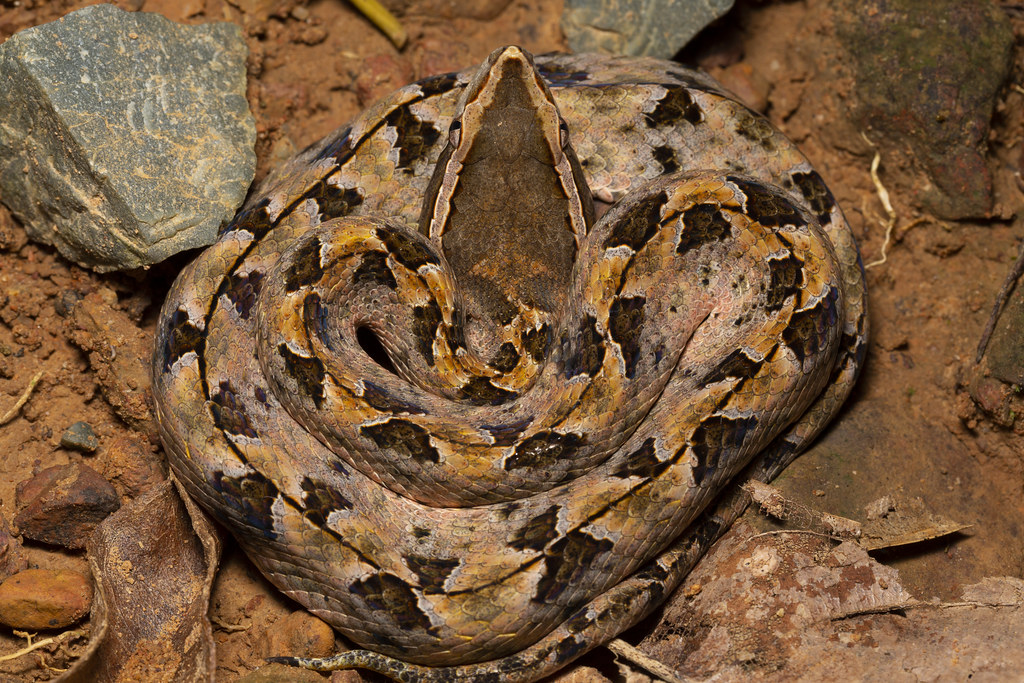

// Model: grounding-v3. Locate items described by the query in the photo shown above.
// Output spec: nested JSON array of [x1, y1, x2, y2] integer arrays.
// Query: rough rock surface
[[14, 463, 121, 549], [834, 0, 1013, 219], [0, 568, 92, 630], [562, 0, 733, 58], [0, 3, 255, 271]]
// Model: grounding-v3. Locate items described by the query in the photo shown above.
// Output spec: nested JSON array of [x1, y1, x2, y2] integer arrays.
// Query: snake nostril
[[356, 326, 397, 375]]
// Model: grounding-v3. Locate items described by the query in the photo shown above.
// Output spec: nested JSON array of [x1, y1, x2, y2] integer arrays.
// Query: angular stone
[[562, 0, 733, 58], [0, 4, 255, 271], [103, 436, 166, 498], [0, 568, 92, 630], [60, 421, 99, 453], [834, 0, 1012, 219], [14, 463, 121, 550]]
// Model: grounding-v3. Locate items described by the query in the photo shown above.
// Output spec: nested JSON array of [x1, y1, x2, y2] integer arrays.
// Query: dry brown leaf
[[859, 495, 971, 551], [58, 479, 220, 683]]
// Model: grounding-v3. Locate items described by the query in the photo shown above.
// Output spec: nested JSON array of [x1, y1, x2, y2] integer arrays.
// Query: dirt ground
[[0, 0, 1023, 681]]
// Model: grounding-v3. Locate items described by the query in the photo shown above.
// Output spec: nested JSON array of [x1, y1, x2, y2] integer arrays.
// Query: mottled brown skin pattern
[[152, 47, 867, 681]]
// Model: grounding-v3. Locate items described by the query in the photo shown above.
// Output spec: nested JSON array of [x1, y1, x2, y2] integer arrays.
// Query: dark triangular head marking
[[419, 46, 595, 338]]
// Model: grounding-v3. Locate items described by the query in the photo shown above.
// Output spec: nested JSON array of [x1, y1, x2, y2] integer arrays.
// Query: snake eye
[[448, 120, 462, 147]]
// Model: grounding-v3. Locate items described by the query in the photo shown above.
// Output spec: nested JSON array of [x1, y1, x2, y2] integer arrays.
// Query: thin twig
[[0, 629, 84, 664], [976, 239, 1024, 363], [607, 638, 691, 683], [0, 369, 44, 425], [862, 141, 897, 269]]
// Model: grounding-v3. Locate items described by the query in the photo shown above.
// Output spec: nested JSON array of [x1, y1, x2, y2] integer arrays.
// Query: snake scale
[[152, 46, 867, 681]]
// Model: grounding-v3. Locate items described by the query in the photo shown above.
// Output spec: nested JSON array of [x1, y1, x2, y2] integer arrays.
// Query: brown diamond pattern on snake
[[521, 323, 550, 365], [404, 554, 461, 594], [458, 377, 518, 406], [302, 178, 364, 221], [601, 190, 668, 252], [508, 504, 560, 552], [211, 470, 279, 536], [349, 573, 435, 633], [276, 343, 326, 409], [361, 379, 427, 415], [643, 86, 703, 127], [481, 418, 532, 447], [210, 380, 258, 439], [376, 226, 440, 271], [534, 529, 614, 603], [791, 170, 837, 224], [563, 315, 605, 379], [733, 109, 778, 153], [301, 292, 333, 351], [700, 347, 766, 387], [417, 72, 460, 98], [765, 250, 805, 311], [489, 342, 520, 373], [565, 579, 652, 638], [503, 431, 585, 472], [608, 295, 645, 379], [223, 270, 264, 319], [651, 145, 679, 174], [283, 236, 325, 292], [304, 126, 354, 165], [829, 326, 868, 388], [222, 198, 272, 238], [727, 176, 804, 228], [360, 418, 440, 464], [676, 203, 733, 255], [611, 437, 670, 479], [161, 309, 203, 371], [534, 63, 590, 84], [353, 250, 398, 290], [298, 476, 353, 527], [554, 635, 587, 665], [412, 302, 443, 366], [688, 412, 759, 486], [783, 287, 841, 365], [444, 316, 467, 351], [384, 107, 442, 172]]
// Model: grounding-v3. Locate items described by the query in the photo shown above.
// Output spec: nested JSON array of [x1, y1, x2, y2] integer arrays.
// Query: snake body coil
[[153, 47, 867, 681]]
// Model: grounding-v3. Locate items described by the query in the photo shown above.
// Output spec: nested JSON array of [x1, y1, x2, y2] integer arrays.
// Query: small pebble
[[60, 421, 99, 453], [0, 568, 92, 630]]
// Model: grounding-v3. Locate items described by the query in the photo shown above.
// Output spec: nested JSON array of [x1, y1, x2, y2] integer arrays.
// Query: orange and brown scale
[[152, 46, 866, 681]]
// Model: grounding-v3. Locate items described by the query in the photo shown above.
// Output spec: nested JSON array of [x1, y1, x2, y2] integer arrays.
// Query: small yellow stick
[[349, 0, 408, 49], [0, 369, 44, 425], [864, 147, 896, 270]]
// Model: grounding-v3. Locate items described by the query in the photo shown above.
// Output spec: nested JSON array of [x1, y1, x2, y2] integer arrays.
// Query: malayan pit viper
[[152, 46, 867, 682]]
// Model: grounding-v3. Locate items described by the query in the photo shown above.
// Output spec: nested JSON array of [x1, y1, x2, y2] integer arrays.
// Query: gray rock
[[0, 4, 255, 271], [834, 0, 1012, 220], [60, 421, 99, 453], [561, 0, 733, 58]]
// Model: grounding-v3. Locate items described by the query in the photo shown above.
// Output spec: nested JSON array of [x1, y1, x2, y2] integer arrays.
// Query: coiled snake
[[152, 46, 867, 681]]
